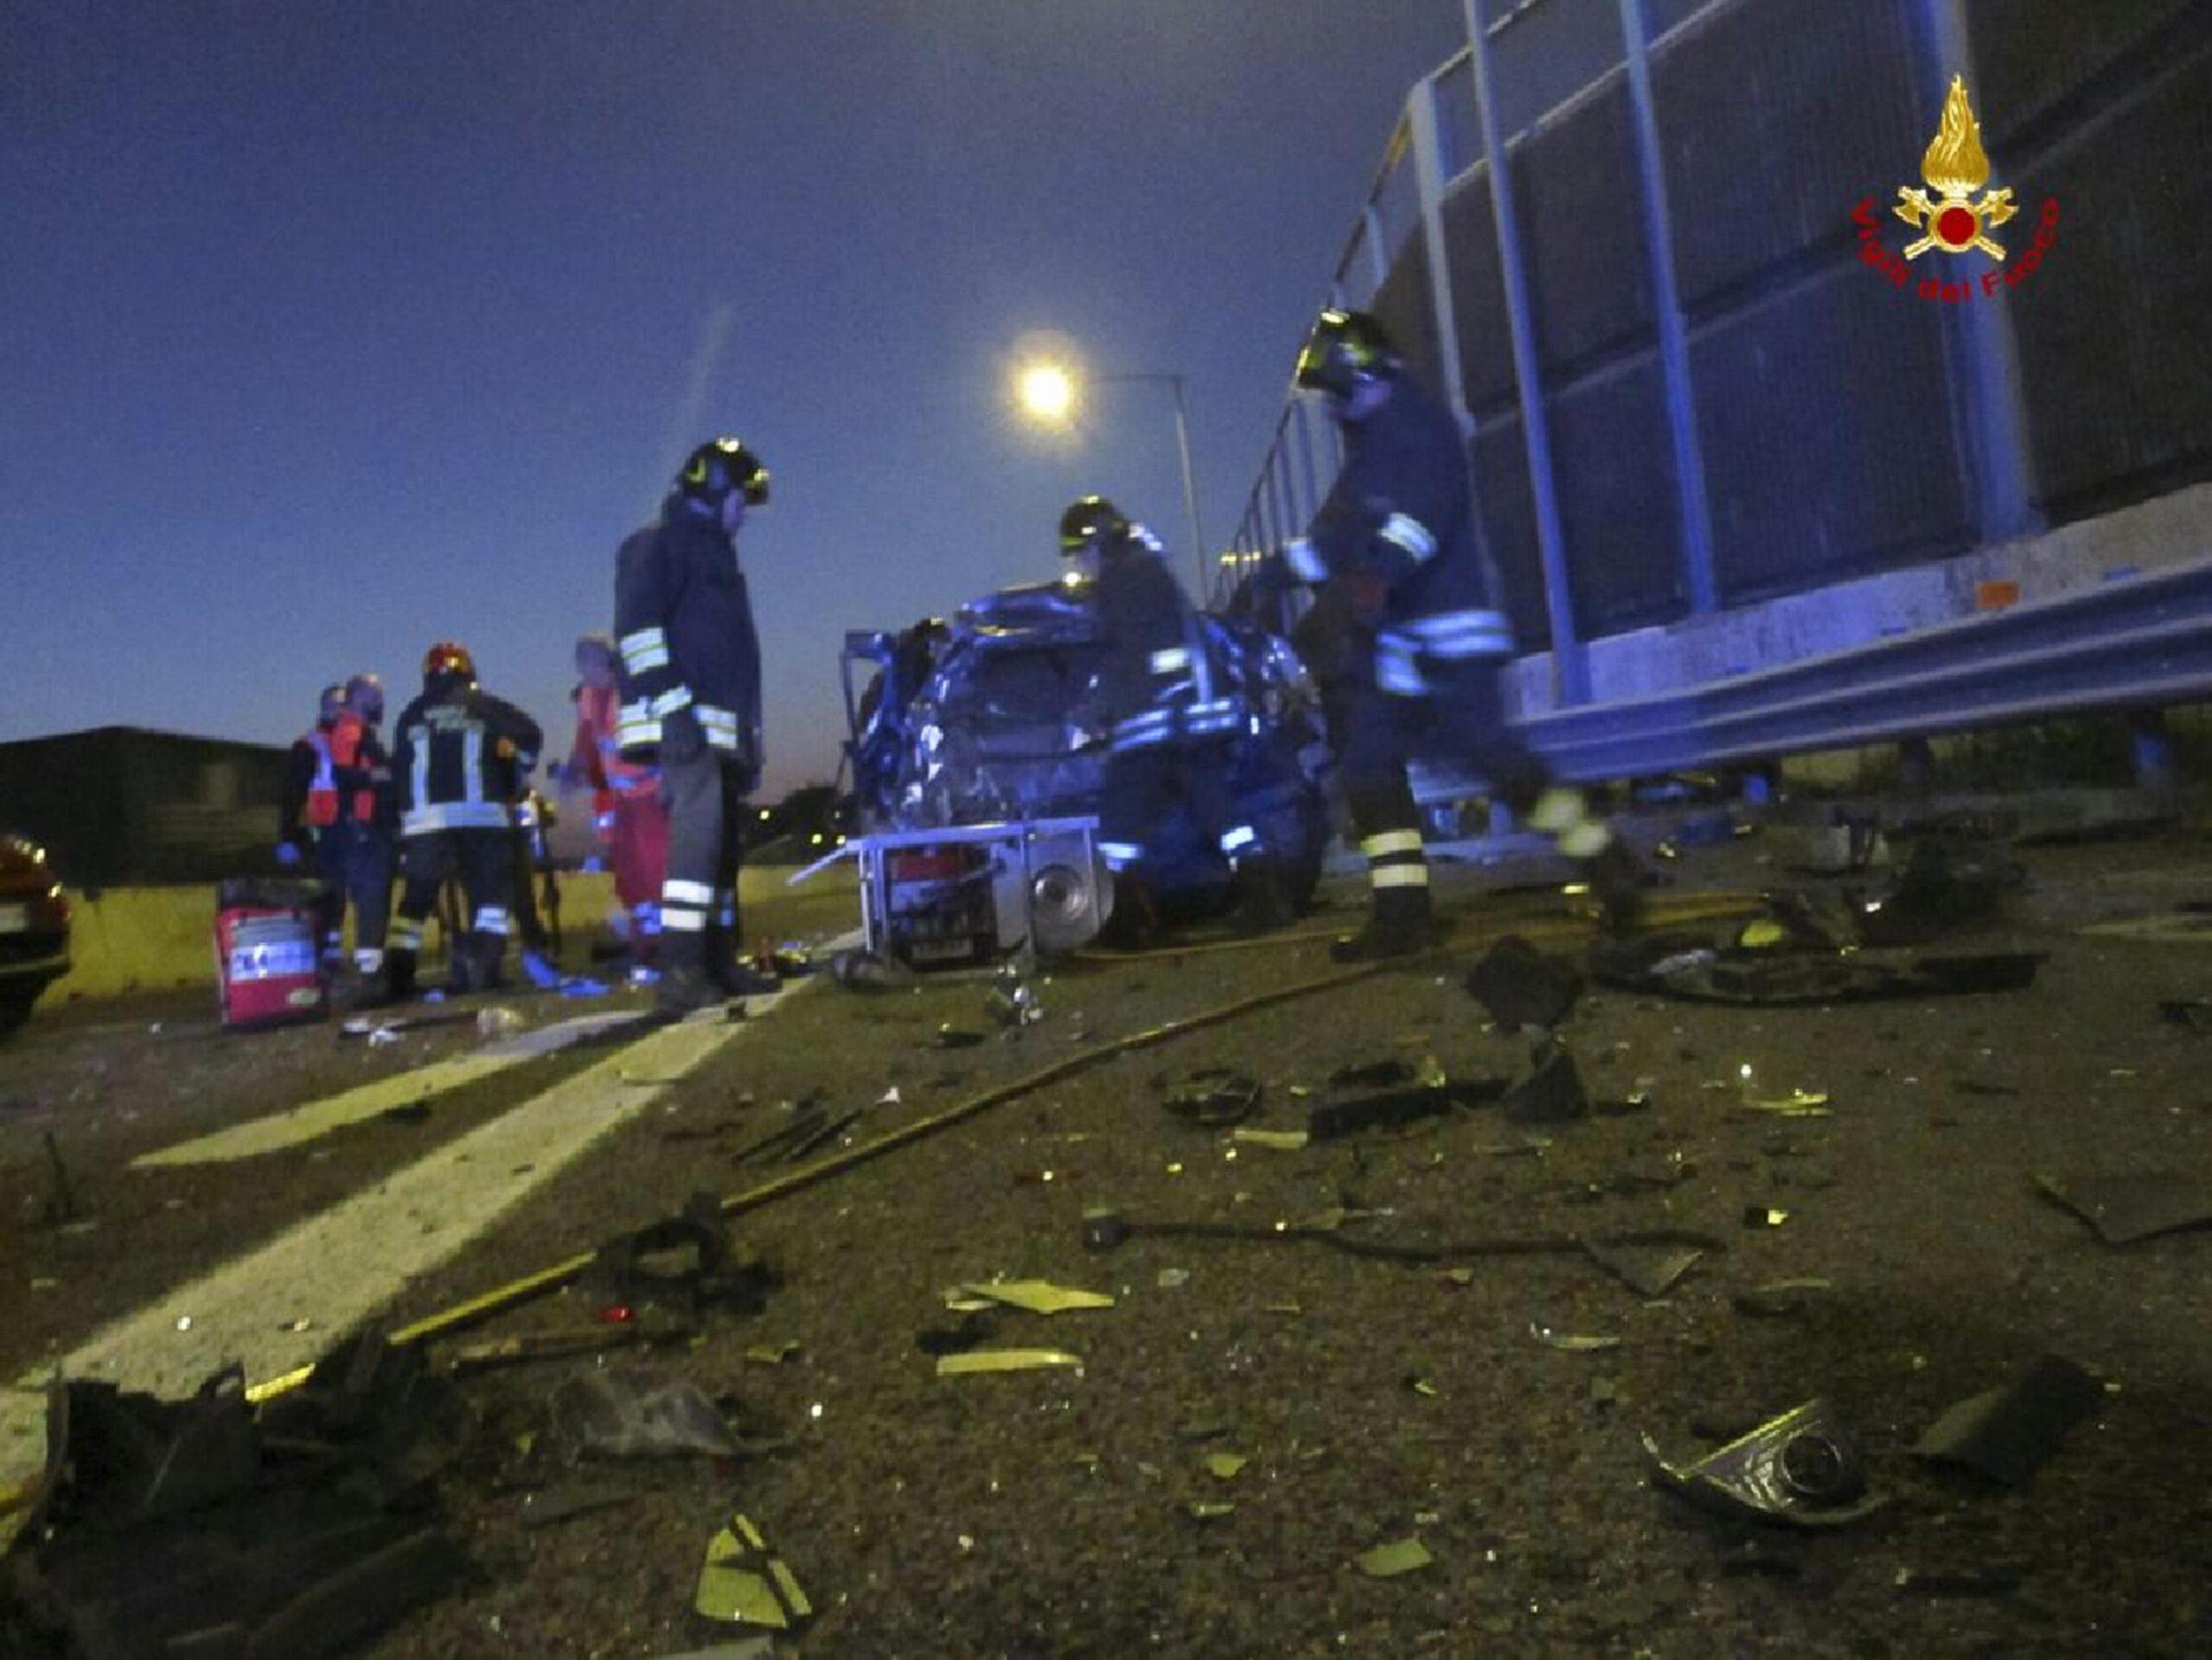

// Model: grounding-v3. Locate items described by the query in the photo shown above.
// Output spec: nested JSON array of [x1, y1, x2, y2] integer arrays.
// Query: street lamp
[[1013, 357, 1210, 596]]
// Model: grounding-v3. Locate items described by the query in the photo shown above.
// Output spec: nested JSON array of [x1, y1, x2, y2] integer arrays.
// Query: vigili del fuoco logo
[[1855, 76, 2060, 304]]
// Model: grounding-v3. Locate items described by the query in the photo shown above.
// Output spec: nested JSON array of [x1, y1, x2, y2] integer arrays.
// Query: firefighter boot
[[1329, 883, 1438, 963], [655, 929, 731, 1019], [345, 948, 413, 1011], [1229, 854, 1297, 935], [704, 925, 779, 999]]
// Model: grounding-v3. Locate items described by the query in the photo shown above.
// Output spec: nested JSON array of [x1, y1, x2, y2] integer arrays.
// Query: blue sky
[[1, 2, 1467, 791]]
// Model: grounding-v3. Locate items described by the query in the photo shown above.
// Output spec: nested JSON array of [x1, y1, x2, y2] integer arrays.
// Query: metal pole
[[1461, 0, 1588, 705], [1169, 374, 1210, 597], [1617, 0, 1719, 615], [1919, 0, 2042, 543]]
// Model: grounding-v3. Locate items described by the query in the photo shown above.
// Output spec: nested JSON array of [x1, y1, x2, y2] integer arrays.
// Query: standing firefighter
[[277, 683, 351, 968], [332, 671, 396, 992], [1282, 309, 1641, 961], [370, 642, 542, 1001], [615, 437, 778, 1016], [1060, 495, 1294, 934]]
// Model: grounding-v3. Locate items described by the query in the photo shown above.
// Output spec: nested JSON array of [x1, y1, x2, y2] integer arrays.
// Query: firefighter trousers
[[389, 828, 514, 964], [660, 748, 747, 944], [1096, 737, 1256, 868]]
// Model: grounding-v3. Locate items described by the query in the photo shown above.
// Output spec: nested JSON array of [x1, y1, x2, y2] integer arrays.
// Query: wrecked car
[[841, 575, 1332, 948]]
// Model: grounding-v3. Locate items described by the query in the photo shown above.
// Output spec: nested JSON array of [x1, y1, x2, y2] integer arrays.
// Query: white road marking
[[4, 980, 816, 1495], [131, 1008, 655, 1168]]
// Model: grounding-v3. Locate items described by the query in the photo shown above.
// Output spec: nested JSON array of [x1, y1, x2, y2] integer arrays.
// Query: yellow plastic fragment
[[936, 1348, 1083, 1376], [961, 1279, 1116, 1315], [1204, 1452, 1249, 1480], [1355, 1536, 1433, 1578]]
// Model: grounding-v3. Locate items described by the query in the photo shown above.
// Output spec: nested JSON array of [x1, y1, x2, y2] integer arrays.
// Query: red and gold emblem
[[1894, 77, 2017, 259]]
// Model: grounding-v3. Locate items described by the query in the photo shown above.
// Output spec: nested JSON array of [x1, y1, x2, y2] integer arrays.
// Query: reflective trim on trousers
[[1098, 840, 1143, 869], [1361, 830, 1423, 859], [1219, 825, 1258, 855], [1371, 863, 1430, 890], [665, 878, 714, 905], [662, 907, 707, 932], [1283, 537, 1327, 584]]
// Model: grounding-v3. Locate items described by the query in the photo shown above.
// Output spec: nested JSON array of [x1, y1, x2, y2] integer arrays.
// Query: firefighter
[[1059, 495, 1295, 935], [1281, 308, 1642, 961], [330, 672, 396, 990], [566, 632, 668, 982], [277, 683, 351, 969], [614, 437, 779, 1016], [369, 642, 542, 1001]]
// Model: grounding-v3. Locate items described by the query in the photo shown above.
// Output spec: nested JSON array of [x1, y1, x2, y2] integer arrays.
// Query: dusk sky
[[2, 2, 1467, 793]]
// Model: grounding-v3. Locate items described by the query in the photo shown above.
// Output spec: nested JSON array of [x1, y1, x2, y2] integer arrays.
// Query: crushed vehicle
[[838, 575, 1333, 959]]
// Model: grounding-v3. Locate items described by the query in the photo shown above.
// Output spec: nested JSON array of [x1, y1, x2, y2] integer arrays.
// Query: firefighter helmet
[[1294, 308, 1400, 398], [675, 437, 770, 508], [421, 640, 476, 687], [1058, 495, 1131, 558], [343, 672, 386, 724]]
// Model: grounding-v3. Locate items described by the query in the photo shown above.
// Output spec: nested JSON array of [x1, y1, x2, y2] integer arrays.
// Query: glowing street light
[[1017, 361, 1077, 423]]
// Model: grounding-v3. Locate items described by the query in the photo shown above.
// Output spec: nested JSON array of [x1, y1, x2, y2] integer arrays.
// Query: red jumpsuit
[[569, 682, 670, 940]]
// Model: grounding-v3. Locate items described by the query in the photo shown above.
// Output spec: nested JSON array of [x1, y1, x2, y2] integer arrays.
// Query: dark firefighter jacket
[[1287, 373, 1514, 696], [1084, 531, 1238, 753], [613, 500, 764, 766], [391, 684, 543, 839]]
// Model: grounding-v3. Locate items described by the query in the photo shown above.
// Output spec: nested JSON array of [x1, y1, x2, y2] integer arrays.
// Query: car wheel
[[0, 995, 35, 1039]]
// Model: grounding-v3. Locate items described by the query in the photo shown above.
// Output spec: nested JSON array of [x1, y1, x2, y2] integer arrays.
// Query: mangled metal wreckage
[[829, 576, 1331, 963]]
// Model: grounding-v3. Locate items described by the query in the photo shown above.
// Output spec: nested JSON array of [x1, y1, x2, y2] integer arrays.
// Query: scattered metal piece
[[2036, 1171, 2212, 1245], [1912, 1354, 2103, 1485], [1164, 1069, 1263, 1127], [1647, 1399, 1886, 1529], [1732, 1279, 1835, 1318], [1080, 1206, 1130, 1252], [694, 1511, 810, 1630], [1463, 935, 1583, 1031], [1530, 1324, 1622, 1352], [1582, 1241, 1704, 1299], [1354, 1536, 1433, 1578], [1736, 1093, 1832, 1117], [961, 1280, 1115, 1316], [935, 1349, 1081, 1376]]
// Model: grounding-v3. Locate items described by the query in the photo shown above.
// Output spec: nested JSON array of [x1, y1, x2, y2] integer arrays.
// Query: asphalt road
[[3, 827, 2210, 1657]]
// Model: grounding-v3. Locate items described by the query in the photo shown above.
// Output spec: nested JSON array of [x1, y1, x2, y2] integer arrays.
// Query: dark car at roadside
[[0, 834, 72, 1036]]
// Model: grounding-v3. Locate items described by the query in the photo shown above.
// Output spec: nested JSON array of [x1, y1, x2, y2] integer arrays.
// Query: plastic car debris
[[960, 1279, 1116, 1315], [1530, 1323, 1621, 1352], [1647, 1399, 1885, 1528], [935, 1349, 1083, 1376], [1164, 1068, 1263, 1127], [1732, 1279, 1835, 1318], [2035, 1170, 2212, 1244], [1203, 1452, 1249, 1480], [1502, 1042, 1587, 1127], [550, 1370, 741, 1460], [1463, 935, 1583, 1031], [1354, 1536, 1433, 1578], [1582, 1241, 1704, 1299], [694, 1512, 811, 1630], [1911, 1354, 2103, 1484]]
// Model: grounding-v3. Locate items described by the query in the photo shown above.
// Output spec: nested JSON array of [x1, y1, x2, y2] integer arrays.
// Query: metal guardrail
[[1410, 559, 2212, 799]]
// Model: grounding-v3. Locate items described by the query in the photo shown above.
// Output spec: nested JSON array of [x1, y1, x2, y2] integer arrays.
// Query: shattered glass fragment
[[1354, 1536, 1434, 1578], [1911, 1354, 2103, 1484]]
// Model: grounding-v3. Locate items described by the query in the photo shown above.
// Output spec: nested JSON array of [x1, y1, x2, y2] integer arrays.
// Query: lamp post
[[1016, 361, 1210, 595]]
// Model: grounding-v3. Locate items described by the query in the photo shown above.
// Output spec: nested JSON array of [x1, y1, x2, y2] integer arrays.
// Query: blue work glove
[[275, 840, 303, 868]]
